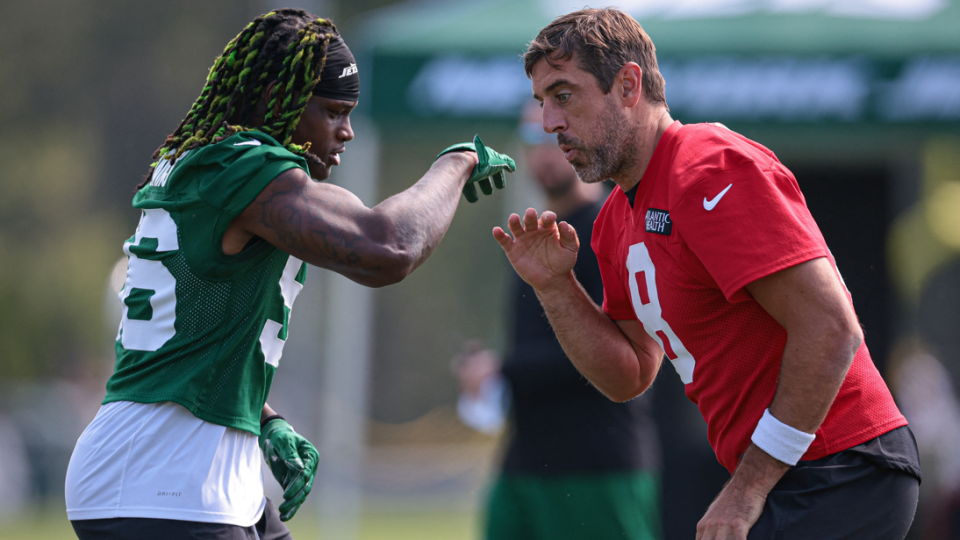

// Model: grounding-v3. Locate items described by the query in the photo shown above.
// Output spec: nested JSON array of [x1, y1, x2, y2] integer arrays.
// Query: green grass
[[290, 508, 478, 540], [4, 508, 76, 540], [3, 506, 478, 540]]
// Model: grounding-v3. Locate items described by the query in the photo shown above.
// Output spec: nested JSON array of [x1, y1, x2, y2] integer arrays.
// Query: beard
[[558, 97, 638, 184]]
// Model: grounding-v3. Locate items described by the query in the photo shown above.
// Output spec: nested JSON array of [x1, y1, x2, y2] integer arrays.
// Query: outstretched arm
[[227, 151, 477, 287], [493, 208, 663, 401]]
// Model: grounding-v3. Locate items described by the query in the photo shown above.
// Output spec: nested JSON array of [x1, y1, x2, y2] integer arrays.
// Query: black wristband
[[260, 414, 285, 429]]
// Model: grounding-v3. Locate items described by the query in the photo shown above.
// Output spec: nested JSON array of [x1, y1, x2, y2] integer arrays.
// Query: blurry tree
[[0, 0, 260, 379], [0, 0, 449, 402]]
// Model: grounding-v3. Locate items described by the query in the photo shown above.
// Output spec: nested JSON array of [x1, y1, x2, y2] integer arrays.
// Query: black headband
[[313, 36, 359, 102]]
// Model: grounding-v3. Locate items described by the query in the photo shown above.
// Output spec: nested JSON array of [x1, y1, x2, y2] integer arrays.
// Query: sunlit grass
[[3, 506, 478, 540], [290, 508, 477, 540], [4, 507, 75, 540]]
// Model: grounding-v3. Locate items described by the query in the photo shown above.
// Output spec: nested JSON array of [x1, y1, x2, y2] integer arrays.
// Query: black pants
[[748, 452, 919, 539], [71, 498, 293, 540]]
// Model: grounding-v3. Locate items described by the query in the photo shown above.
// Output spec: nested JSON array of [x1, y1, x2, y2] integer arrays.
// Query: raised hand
[[493, 208, 580, 292]]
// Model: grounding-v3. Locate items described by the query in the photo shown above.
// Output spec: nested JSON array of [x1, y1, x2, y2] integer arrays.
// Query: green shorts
[[484, 471, 662, 540]]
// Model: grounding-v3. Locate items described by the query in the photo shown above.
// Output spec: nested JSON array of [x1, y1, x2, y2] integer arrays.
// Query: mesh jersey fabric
[[105, 131, 309, 435], [592, 121, 907, 473], [500, 200, 659, 475]]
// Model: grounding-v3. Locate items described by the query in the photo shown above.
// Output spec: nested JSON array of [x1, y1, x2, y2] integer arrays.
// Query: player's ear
[[264, 81, 283, 115], [249, 81, 281, 128], [262, 80, 279, 102], [619, 62, 642, 108]]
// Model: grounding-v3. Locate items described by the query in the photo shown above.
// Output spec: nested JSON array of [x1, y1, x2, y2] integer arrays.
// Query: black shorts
[[748, 429, 920, 540], [71, 498, 293, 540]]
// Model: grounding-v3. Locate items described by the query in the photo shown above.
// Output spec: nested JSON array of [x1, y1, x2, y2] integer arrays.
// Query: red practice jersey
[[592, 121, 907, 473]]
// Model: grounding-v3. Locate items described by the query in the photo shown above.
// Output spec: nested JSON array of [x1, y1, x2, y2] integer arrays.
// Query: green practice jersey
[[105, 131, 309, 434]]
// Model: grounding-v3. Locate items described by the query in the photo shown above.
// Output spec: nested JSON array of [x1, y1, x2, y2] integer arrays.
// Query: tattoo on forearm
[[254, 174, 374, 274], [251, 156, 466, 280]]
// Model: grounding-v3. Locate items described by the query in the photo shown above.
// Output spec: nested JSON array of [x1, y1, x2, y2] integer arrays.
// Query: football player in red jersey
[[494, 8, 919, 540]]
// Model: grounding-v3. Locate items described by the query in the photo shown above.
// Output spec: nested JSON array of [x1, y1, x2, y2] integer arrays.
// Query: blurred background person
[[454, 100, 662, 540]]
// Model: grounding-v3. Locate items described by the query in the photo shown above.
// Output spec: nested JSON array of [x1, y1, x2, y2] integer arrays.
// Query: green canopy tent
[[357, 0, 960, 155], [361, 0, 960, 56]]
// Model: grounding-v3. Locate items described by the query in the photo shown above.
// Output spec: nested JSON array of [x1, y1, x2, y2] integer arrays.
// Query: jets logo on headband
[[313, 36, 360, 101], [340, 63, 358, 78]]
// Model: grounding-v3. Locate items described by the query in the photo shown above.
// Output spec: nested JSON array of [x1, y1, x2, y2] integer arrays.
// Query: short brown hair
[[524, 8, 666, 105]]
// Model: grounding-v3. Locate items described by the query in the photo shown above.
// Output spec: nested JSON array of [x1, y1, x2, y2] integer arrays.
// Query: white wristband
[[750, 408, 816, 466]]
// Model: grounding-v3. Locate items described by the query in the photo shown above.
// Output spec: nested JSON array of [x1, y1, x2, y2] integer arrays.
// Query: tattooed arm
[[223, 151, 478, 287]]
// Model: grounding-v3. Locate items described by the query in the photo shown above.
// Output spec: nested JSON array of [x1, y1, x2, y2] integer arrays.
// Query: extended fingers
[[463, 182, 479, 203], [557, 221, 580, 251], [508, 213, 526, 236], [478, 178, 493, 195], [492, 226, 512, 247], [522, 208, 540, 231], [540, 211, 556, 226], [493, 214, 523, 248], [495, 209, 556, 247], [493, 171, 506, 189]]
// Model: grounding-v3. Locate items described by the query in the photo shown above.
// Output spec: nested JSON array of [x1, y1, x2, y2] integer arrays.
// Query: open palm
[[493, 208, 580, 292]]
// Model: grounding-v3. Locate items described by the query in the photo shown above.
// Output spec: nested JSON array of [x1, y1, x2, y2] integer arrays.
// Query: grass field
[[3, 506, 478, 540], [290, 509, 478, 540]]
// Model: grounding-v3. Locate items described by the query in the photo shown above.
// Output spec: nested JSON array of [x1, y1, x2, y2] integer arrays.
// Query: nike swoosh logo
[[233, 139, 261, 147], [703, 183, 733, 211]]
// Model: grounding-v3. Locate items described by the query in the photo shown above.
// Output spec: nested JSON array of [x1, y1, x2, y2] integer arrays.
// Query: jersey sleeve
[[195, 132, 308, 218], [592, 198, 637, 321], [163, 132, 310, 280], [674, 160, 829, 303]]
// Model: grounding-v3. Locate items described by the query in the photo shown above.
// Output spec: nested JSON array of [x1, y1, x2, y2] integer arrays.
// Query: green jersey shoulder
[[105, 132, 310, 434]]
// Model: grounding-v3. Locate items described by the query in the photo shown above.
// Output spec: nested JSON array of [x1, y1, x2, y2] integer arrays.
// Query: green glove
[[259, 417, 319, 521], [437, 135, 516, 203]]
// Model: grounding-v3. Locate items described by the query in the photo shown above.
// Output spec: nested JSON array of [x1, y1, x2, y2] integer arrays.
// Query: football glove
[[259, 417, 319, 521], [437, 135, 516, 203]]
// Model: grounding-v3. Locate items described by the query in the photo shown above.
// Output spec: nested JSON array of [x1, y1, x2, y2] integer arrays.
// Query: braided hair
[[139, 9, 336, 189]]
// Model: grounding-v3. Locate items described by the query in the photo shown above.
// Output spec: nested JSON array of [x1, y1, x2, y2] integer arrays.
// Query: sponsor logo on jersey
[[703, 183, 733, 211], [339, 63, 358, 78], [645, 208, 672, 235]]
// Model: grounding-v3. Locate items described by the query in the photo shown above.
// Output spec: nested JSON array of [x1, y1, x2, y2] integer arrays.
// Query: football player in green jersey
[[65, 9, 514, 540]]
